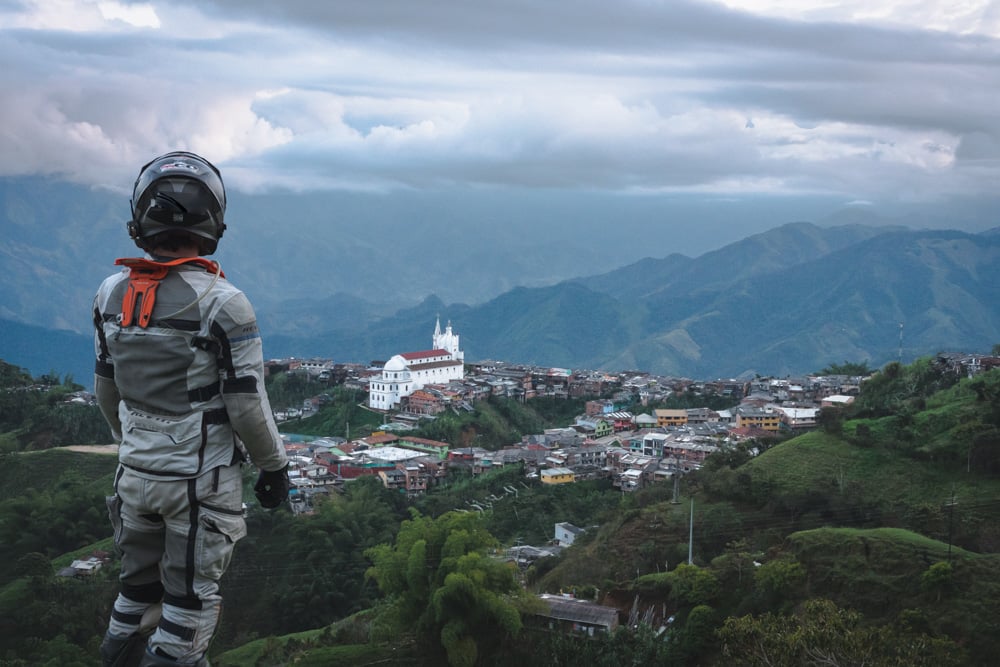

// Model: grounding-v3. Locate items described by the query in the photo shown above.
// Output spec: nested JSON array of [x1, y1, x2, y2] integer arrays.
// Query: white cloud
[[0, 0, 998, 211], [714, 0, 1000, 36], [98, 1, 159, 28], [0, 0, 106, 31], [0, 0, 159, 31]]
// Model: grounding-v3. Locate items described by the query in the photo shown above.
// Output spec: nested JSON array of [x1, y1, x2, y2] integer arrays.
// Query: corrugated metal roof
[[539, 595, 619, 627]]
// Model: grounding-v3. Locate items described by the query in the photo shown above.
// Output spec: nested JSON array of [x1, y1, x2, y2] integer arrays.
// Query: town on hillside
[[247, 319, 1000, 516]]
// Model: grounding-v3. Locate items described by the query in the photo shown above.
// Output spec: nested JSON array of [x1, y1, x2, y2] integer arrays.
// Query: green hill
[[533, 365, 1000, 664], [3, 361, 1000, 665]]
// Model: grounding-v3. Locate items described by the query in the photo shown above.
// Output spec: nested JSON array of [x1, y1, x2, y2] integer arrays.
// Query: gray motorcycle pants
[[107, 462, 247, 663]]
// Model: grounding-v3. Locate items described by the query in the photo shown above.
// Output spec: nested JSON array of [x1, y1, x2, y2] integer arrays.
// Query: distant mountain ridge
[[262, 223, 1000, 377], [627, 227, 1000, 376], [2, 180, 997, 382], [5, 176, 806, 337], [574, 221, 907, 300]]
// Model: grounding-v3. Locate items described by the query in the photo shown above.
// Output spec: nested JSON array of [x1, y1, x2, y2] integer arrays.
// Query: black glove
[[254, 465, 289, 508]]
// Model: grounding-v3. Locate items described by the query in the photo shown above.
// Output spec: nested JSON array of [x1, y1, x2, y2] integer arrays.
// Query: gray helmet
[[128, 151, 227, 255]]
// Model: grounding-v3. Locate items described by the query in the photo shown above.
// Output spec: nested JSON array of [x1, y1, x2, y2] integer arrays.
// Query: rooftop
[[401, 349, 452, 361], [538, 594, 619, 628]]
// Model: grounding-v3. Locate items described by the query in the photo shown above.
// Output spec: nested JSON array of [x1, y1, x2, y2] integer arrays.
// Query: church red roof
[[401, 349, 451, 361], [408, 360, 462, 371]]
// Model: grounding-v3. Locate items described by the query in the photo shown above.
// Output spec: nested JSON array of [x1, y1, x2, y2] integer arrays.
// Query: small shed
[[535, 594, 620, 636], [57, 557, 104, 578], [554, 522, 586, 547]]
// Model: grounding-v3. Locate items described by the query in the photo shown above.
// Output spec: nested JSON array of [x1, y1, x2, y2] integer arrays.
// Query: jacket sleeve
[[95, 374, 122, 442], [214, 291, 288, 473], [93, 298, 122, 441]]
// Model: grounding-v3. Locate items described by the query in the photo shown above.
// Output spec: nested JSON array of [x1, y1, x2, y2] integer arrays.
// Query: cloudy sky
[[2, 0, 1000, 231]]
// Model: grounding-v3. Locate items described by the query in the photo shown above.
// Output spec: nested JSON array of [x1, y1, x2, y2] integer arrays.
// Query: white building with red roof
[[369, 318, 465, 411]]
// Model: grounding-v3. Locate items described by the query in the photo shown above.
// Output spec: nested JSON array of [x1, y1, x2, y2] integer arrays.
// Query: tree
[[431, 553, 524, 667], [718, 598, 963, 667], [15, 552, 52, 580], [816, 406, 844, 435], [711, 539, 755, 588], [968, 370, 1000, 427], [753, 558, 805, 611], [818, 361, 873, 376], [920, 561, 953, 603], [677, 604, 716, 660], [263, 371, 326, 411], [666, 563, 720, 607], [365, 511, 531, 666]]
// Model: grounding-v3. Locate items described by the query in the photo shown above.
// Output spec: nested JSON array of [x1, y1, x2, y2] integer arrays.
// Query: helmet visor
[[136, 177, 223, 227]]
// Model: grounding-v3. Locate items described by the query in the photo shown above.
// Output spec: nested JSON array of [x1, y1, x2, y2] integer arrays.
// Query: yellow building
[[540, 467, 576, 485], [654, 409, 688, 427], [736, 407, 781, 432]]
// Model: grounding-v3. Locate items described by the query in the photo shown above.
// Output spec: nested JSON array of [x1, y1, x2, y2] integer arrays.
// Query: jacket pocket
[[119, 409, 204, 476]]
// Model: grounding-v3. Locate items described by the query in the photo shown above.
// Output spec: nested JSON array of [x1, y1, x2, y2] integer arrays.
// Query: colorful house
[[655, 409, 688, 427], [541, 467, 576, 485]]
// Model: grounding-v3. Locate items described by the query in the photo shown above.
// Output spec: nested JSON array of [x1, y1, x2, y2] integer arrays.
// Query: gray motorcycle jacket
[[93, 257, 287, 479]]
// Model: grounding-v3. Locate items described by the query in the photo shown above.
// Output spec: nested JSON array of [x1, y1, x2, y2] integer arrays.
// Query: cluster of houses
[[261, 348, 876, 633], [64, 315, 998, 513], [269, 353, 863, 429], [263, 320, 886, 512], [270, 361, 873, 513]]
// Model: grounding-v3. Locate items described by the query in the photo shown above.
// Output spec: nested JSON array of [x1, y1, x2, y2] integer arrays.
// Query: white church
[[368, 318, 465, 411]]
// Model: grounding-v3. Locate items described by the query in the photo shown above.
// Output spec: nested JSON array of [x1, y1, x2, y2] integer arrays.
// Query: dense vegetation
[[2, 356, 1000, 665], [407, 396, 588, 450], [0, 360, 112, 452]]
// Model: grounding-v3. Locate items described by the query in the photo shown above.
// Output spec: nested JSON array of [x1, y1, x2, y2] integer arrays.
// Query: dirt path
[[64, 444, 119, 455]]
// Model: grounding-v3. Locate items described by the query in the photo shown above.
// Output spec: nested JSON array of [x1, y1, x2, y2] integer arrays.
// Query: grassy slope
[[212, 609, 421, 666], [0, 447, 118, 500], [539, 425, 1000, 592], [744, 430, 1000, 506], [784, 526, 1000, 658]]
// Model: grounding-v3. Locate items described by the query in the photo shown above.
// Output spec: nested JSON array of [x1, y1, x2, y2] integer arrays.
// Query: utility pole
[[688, 498, 694, 565], [945, 488, 958, 563]]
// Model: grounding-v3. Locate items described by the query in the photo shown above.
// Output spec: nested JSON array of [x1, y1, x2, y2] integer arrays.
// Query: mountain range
[[2, 176, 999, 383], [263, 223, 1000, 377]]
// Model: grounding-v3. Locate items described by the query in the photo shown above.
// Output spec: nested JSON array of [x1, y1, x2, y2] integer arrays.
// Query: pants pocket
[[196, 507, 247, 582], [106, 494, 124, 546]]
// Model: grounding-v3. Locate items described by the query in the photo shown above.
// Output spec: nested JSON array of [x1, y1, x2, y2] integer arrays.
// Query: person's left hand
[[254, 465, 289, 508]]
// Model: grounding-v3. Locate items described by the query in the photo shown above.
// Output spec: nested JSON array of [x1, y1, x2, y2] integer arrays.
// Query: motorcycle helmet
[[128, 151, 227, 255]]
